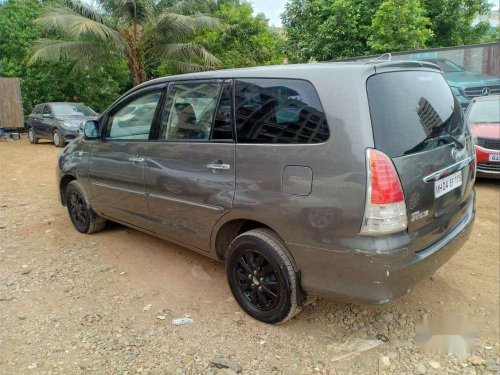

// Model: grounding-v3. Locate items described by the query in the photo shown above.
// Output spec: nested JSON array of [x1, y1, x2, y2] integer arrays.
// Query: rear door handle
[[207, 163, 230, 170], [129, 156, 145, 163]]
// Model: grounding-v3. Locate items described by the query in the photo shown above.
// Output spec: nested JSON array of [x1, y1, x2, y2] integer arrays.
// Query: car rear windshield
[[367, 71, 466, 158]]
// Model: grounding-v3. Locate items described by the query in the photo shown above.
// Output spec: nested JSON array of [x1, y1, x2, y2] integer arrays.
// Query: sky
[[249, 0, 287, 27]]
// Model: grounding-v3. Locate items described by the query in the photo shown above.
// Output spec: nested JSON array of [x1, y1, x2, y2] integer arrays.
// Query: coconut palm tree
[[30, 0, 221, 86]]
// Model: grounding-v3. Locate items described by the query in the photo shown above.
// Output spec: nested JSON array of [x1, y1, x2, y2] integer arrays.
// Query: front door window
[[106, 91, 162, 140]]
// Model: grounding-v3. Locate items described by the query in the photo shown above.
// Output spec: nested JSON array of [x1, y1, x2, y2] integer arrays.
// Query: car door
[[40, 105, 54, 137], [145, 80, 235, 250], [28, 105, 44, 137], [88, 86, 163, 229]]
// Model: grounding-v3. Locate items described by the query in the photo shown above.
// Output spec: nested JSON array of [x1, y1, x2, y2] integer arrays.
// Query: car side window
[[234, 79, 329, 144], [106, 90, 161, 140], [159, 81, 223, 141], [42, 105, 52, 116]]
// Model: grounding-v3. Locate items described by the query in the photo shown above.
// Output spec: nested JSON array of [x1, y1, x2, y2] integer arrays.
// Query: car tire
[[28, 127, 39, 144], [226, 228, 300, 324], [65, 180, 106, 234], [53, 129, 64, 148]]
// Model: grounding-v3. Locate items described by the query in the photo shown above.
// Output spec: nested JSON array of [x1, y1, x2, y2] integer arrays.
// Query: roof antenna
[[366, 53, 392, 63]]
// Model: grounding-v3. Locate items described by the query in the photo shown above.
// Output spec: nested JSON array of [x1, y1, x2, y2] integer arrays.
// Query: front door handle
[[129, 156, 145, 163], [207, 162, 230, 170]]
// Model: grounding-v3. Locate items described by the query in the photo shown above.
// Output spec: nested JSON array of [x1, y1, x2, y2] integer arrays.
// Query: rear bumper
[[289, 194, 475, 304]]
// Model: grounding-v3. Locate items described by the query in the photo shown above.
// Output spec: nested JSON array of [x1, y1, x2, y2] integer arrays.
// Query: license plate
[[434, 171, 463, 198], [489, 154, 500, 162]]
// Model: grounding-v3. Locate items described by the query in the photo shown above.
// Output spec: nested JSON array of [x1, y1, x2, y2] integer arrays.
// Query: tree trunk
[[127, 54, 146, 86], [123, 24, 146, 86]]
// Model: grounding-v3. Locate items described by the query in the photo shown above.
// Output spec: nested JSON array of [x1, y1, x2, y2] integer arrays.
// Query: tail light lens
[[360, 149, 407, 235]]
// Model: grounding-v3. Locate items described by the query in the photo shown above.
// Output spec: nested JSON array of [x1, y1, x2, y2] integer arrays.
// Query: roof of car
[[472, 94, 500, 102], [45, 102, 84, 105], [132, 60, 441, 92]]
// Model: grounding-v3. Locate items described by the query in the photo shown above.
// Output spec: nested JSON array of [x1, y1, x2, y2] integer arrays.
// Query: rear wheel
[[53, 129, 64, 148], [28, 127, 39, 144], [226, 228, 300, 324], [65, 181, 106, 234]]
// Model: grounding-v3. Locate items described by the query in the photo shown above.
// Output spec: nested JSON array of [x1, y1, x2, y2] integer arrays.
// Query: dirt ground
[[0, 138, 499, 375]]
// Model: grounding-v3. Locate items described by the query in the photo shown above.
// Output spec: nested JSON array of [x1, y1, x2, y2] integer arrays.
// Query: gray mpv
[[57, 61, 476, 324]]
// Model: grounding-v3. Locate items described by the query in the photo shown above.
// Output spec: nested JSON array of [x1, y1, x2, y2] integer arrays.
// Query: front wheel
[[28, 127, 39, 144], [53, 129, 64, 148], [226, 229, 300, 324], [65, 181, 106, 234]]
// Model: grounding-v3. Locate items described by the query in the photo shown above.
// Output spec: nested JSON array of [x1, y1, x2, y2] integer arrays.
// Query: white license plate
[[489, 154, 500, 162], [434, 171, 463, 198]]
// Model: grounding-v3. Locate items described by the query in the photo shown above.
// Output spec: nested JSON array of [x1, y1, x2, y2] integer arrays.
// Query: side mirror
[[42, 113, 51, 118], [82, 120, 99, 140]]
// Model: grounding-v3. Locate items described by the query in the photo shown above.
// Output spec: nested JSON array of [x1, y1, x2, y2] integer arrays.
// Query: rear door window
[[367, 71, 466, 158], [234, 79, 329, 144]]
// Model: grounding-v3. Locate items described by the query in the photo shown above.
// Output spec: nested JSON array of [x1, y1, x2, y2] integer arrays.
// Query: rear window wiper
[[433, 133, 464, 149], [404, 132, 464, 155]]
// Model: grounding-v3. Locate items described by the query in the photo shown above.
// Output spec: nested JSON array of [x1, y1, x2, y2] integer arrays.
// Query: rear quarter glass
[[366, 71, 467, 158]]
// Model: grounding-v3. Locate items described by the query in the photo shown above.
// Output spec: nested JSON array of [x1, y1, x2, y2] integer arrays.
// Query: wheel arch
[[59, 174, 76, 206], [212, 217, 283, 261]]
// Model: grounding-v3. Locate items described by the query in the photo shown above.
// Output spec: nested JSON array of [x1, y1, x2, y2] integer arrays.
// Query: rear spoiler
[[368, 60, 443, 73]]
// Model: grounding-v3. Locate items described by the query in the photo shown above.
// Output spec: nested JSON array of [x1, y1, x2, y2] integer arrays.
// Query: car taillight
[[360, 149, 407, 235]]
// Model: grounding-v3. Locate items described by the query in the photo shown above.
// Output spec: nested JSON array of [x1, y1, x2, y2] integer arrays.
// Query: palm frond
[[36, 6, 126, 49], [151, 12, 219, 40], [29, 39, 112, 68], [61, 0, 113, 27], [156, 0, 215, 14], [109, 0, 155, 26], [161, 59, 217, 74], [152, 42, 220, 67]]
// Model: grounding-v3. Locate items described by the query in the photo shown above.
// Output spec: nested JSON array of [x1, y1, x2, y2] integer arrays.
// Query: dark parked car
[[466, 95, 500, 178], [57, 62, 476, 324], [27, 102, 98, 147], [415, 58, 500, 109]]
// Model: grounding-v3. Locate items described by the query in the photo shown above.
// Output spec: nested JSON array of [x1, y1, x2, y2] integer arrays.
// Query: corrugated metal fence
[[0, 78, 24, 128], [341, 42, 500, 77]]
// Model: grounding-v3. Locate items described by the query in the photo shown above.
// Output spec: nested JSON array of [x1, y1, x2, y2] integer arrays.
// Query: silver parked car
[[57, 61, 476, 324], [27, 102, 98, 147]]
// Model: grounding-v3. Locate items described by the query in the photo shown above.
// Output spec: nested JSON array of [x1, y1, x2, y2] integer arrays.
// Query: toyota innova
[[57, 61, 475, 323]]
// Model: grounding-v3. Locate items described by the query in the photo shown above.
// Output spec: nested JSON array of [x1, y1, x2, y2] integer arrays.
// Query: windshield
[[52, 103, 96, 117], [367, 71, 466, 157], [427, 59, 463, 73], [468, 100, 500, 124]]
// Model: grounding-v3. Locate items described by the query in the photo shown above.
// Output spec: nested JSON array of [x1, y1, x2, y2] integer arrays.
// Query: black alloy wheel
[[226, 229, 299, 324], [67, 189, 89, 232], [65, 181, 107, 234], [235, 250, 281, 311]]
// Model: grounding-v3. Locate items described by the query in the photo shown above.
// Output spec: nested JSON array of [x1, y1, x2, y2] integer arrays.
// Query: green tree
[[422, 0, 492, 47], [30, 0, 221, 86], [482, 26, 500, 44], [282, 0, 382, 62], [0, 0, 130, 115], [190, 0, 284, 70], [368, 0, 433, 53]]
